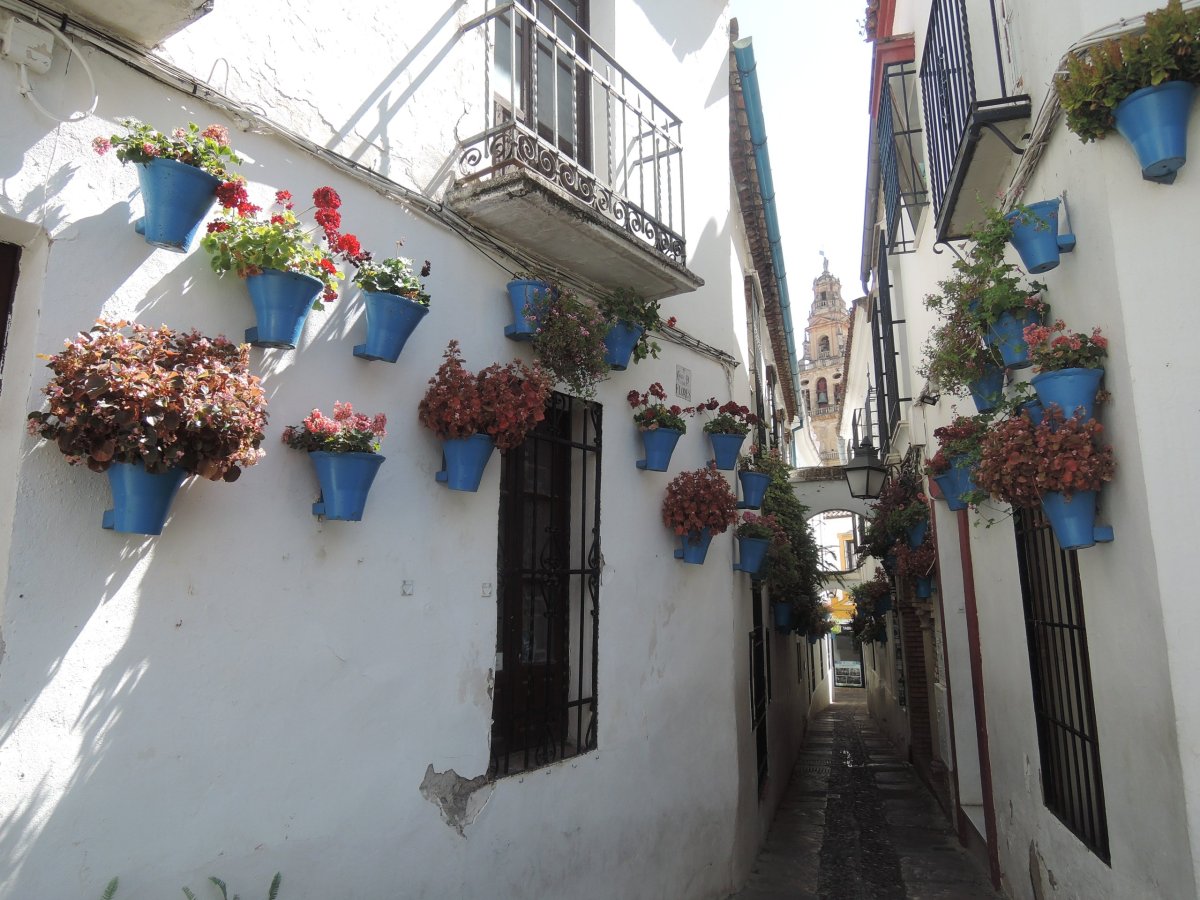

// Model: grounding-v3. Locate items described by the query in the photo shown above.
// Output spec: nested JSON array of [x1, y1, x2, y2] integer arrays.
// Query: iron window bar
[[878, 60, 928, 254]]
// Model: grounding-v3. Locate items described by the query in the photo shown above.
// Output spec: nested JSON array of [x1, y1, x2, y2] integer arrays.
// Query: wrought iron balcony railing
[[919, 0, 974, 218], [455, 0, 686, 263]]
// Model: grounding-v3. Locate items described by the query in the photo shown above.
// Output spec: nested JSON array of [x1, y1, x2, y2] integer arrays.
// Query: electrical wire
[[11, 9, 97, 122]]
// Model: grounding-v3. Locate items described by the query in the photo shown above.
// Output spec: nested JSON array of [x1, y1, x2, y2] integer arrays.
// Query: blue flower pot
[[133, 158, 219, 252], [737, 470, 771, 509], [1020, 400, 1044, 426], [636, 427, 682, 471], [734, 535, 770, 576], [436, 434, 497, 492], [1113, 81, 1196, 183], [807, 633, 819, 646], [915, 576, 934, 599], [709, 432, 746, 470], [772, 600, 794, 632], [604, 320, 644, 371], [309, 451, 385, 521], [244, 269, 323, 349], [986, 309, 1041, 369], [907, 518, 929, 549], [883, 553, 897, 575], [102, 462, 188, 535], [1031, 367, 1103, 423], [1041, 490, 1097, 550], [933, 456, 977, 512], [353, 291, 429, 363], [968, 364, 1005, 413], [875, 594, 893, 615], [673, 528, 714, 564], [1005, 200, 1073, 274], [504, 279, 553, 341]]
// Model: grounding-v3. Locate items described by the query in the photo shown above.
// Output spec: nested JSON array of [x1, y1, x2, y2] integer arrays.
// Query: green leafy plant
[[735, 511, 787, 542], [93, 119, 241, 179], [282, 402, 386, 454], [597, 288, 677, 363], [532, 291, 610, 399], [182, 872, 281, 900], [860, 467, 926, 559], [919, 316, 1004, 397], [757, 451, 824, 602], [418, 340, 553, 450], [100, 877, 119, 900], [353, 255, 431, 302], [1056, 0, 1200, 142], [924, 413, 990, 476], [737, 445, 773, 473], [628, 382, 693, 432], [661, 464, 739, 539], [27, 320, 268, 481]]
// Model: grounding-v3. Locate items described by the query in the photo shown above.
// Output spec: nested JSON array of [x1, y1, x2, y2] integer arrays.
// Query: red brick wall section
[[899, 605, 934, 763]]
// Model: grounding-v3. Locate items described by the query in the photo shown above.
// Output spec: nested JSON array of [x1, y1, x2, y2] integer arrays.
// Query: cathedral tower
[[800, 256, 850, 465]]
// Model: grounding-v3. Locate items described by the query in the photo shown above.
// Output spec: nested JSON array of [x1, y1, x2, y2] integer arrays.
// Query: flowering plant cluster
[[354, 255, 432, 302], [737, 445, 778, 473], [93, 119, 241, 179], [27, 319, 267, 482], [532, 292, 610, 399], [661, 464, 738, 539], [861, 468, 926, 559], [202, 187, 344, 308], [282, 402, 387, 454], [697, 398, 759, 435], [851, 611, 887, 644], [919, 316, 1003, 393], [735, 511, 787, 542], [924, 414, 989, 475], [893, 539, 937, 582], [974, 407, 1116, 504], [1023, 319, 1108, 372], [597, 288, 677, 363], [418, 341, 553, 450], [628, 382, 692, 432]]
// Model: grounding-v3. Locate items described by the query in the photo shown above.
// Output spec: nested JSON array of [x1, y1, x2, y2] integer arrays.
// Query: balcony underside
[[48, 0, 211, 46], [446, 166, 702, 302], [934, 95, 1031, 242]]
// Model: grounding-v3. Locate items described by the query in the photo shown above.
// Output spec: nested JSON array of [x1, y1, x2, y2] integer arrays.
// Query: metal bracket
[[980, 121, 1026, 156]]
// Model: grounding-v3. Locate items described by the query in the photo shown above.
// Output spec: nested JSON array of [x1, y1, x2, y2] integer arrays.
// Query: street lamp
[[843, 438, 888, 500]]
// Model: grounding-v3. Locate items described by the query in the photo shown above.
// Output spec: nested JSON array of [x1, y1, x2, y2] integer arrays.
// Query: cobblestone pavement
[[730, 690, 1001, 900]]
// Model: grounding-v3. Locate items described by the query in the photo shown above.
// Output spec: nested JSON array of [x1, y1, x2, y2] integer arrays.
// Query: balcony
[[45, 0, 211, 47], [919, 0, 1030, 242], [446, 1, 702, 300]]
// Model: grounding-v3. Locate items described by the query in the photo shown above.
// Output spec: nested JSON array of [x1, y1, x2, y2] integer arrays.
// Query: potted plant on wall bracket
[[920, 317, 1006, 412], [697, 398, 759, 470], [1056, 0, 1200, 183], [736, 449, 773, 509], [350, 253, 432, 363], [733, 512, 784, 577], [94, 119, 242, 251], [530, 289, 610, 399], [597, 287, 676, 370], [894, 539, 937, 599], [1025, 320, 1109, 423], [629, 382, 693, 471], [1005, 200, 1076, 275], [283, 402, 387, 521], [662, 463, 738, 564], [504, 273, 555, 340], [418, 341, 553, 492], [202, 186, 347, 349], [27, 320, 268, 535], [924, 414, 990, 511]]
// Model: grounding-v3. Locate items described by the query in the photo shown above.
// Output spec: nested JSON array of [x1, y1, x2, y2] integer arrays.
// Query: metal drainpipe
[[732, 37, 801, 410]]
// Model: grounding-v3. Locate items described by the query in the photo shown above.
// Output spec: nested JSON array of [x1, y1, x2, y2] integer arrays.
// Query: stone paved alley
[[731, 690, 1000, 900]]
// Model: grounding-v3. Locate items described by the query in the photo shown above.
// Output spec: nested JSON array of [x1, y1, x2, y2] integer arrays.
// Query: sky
[[729, 0, 874, 305]]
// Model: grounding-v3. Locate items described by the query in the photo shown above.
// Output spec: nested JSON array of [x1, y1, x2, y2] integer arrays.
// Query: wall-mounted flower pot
[[1005, 200, 1075, 274], [882, 553, 897, 576], [1113, 81, 1196, 184], [906, 518, 929, 549], [709, 432, 746, 470], [503, 279, 553, 341], [604, 320, 643, 371], [874, 594, 893, 616], [932, 455, 976, 512], [635, 427, 682, 471], [244, 269, 322, 349], [1020, 400, 1044, 426], [915, 576, 934, 599], [435, 434, 496, 492], [133, 158, 219, 252], [807, 633, 819, 646], [102, 462, 187, 535], [968, 364, 1005, 413], [309, 451, 384, 521], [353, 291, 429, 363], [1041, 490, 1115, 551], [734, 535, 770, 576], [737, 470, 770, 509], [1031, 367, 1103, 423], [673, 528, 713, 564], [986, 309, 1042, 369], [771, 600, 794, 632]]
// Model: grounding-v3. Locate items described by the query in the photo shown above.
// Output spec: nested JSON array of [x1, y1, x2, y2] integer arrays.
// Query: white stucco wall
[[0, 3, 781, 899]]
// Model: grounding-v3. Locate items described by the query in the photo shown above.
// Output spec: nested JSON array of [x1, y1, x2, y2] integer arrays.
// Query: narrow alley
[[732, 690, 1000, 900]]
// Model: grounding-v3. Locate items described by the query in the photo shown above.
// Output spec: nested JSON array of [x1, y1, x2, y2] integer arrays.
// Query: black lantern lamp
[[843, 438, 888, 500]]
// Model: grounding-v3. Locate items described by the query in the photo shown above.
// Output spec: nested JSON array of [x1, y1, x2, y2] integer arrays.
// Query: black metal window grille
[[492, 392, 601, 777], [918, 0, 975, 216], [749, 584, 768, 793], [0, 242, 19, 394], [870, 234, 902, 454], [879, 60, 928, 254], [1014, 507, 1111, 862]]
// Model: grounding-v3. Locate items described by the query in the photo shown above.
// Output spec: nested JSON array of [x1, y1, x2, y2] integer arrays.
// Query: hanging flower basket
[[435, 434, 497, 492], [986, 308, 1041, 369], [134, 158, 220, 252], [102, 462, 188, 535], [968, 364, 1005, 413], [1113, 81, 1196, 183], [1005, 200, 1075, 274], [603, 320, 644, 371], [673, 528, 714, 564], [709, 432, 746, 471], [637, 427, 683, 471], [353, 290, 429, 363], [737, 469, 771, 509], [504, 278, 553, 341], [915, 576, 934, 599], [244, 269, 323, 349], [734, 535, 771, 576]]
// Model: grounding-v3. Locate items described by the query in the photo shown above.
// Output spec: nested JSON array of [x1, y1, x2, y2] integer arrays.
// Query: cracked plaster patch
[[419, 764, 493, 836]]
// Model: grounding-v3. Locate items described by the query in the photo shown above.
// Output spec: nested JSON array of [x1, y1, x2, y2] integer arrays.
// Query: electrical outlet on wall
[[1, 16, 54, 75]]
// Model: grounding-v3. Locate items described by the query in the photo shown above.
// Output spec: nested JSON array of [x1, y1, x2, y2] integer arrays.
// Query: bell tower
[[800, 254, 850, 465]]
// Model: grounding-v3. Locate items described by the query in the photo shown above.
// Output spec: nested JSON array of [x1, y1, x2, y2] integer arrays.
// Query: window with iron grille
[[870, 233, 902, 454], [491, 392, 601, 777], [878, 60, 928, 254], [1014, 507, 1110, 862], [0, 243, 18, 393]]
